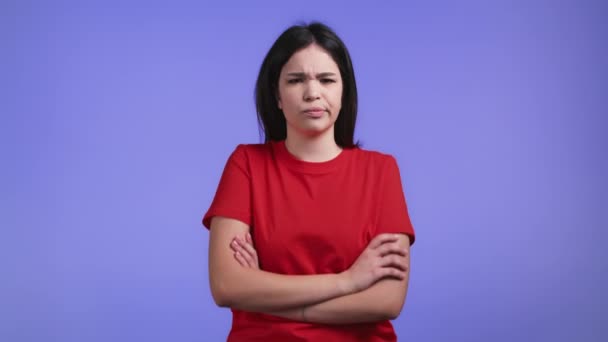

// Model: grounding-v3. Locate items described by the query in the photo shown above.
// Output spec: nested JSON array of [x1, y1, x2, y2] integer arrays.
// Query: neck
[[284, 128, 342, 163]]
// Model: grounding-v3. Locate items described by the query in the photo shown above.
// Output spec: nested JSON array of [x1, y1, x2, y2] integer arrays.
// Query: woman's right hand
[[341, 233, 409, 293]]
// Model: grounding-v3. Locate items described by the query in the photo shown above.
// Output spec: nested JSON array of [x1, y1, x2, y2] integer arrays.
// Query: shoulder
[[225, 142, 273, 169], [232, 142, 272, 159], [351, 145, 398, 169]]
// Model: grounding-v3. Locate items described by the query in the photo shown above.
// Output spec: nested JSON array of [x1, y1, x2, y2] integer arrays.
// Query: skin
[[277, 43, 344, 163], [207, 43, 412, 324], [228, 231, 411, 324], [232, 233, 408, 289], [209, 216, 409, 314]]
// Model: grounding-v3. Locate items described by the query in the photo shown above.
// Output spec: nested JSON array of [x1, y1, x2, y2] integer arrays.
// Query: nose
[[303, 81, 321, 101]]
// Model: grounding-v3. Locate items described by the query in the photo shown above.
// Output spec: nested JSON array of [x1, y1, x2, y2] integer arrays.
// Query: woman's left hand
[[230, 233, 260, 269]]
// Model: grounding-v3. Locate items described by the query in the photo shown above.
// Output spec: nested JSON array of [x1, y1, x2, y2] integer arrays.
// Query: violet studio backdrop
[[2, 0, 607, 341]]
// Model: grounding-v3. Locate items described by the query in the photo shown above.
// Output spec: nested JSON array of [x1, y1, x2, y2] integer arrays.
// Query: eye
[[287, 78, 303, 84], [320, 78, 336, 84]]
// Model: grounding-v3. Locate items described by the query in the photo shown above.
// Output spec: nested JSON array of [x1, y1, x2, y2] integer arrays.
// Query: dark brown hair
[[254, 22, 361, 148]]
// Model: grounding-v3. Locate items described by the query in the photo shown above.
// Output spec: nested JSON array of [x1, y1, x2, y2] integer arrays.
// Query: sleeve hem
[[202, 208, 251, 230], [376, 228, 416, 246]]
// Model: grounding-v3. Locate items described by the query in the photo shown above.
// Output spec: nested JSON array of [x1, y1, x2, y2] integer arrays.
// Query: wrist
[[336, 271, 356, 296]]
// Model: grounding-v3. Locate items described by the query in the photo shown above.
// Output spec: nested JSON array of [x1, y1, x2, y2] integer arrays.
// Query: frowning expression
[[277, 43, 343, 137]]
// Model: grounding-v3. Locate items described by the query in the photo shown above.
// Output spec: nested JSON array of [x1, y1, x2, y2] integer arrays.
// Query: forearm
[[265, 277, 408, 325], [212, 268, 353, 313], [212, 218, 411, 318], [209, 218, 356, 313]]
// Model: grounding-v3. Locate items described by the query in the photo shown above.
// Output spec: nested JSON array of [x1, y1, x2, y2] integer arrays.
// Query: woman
[[202, 22, 416, 341]]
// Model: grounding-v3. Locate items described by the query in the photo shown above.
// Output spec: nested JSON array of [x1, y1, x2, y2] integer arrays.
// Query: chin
[[287, 117, 335, 136], [301, 125, 335, 137]]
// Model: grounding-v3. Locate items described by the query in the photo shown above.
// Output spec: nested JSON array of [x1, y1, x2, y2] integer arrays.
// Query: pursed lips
[[303, 107, 325, 114], [303, 108, 325, 118]]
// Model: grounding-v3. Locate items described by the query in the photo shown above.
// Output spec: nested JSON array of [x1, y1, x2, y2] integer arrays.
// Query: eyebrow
[[286, 72, 337, 78]]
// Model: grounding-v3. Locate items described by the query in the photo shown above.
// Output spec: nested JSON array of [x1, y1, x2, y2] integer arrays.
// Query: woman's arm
[[272, 277, 408, 324], [232, 233, 411, 324], [209, 216, 406, 313]]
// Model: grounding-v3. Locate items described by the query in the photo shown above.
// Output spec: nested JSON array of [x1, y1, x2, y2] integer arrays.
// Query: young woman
[[202, 22, 416, 341]]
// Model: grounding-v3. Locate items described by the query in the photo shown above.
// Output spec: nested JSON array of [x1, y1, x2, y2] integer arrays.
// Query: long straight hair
[[255, 22, 361, 148]]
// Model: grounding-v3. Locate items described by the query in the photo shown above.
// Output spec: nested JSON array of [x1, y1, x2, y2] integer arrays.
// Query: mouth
[[303, 109, 326, 118]]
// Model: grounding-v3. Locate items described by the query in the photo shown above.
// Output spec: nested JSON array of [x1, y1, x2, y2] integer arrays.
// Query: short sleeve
[[202, 144, 252, 230], [375, 155, 416, 246]]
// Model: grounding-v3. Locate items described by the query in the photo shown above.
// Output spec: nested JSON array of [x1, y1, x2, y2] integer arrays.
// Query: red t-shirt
[[203, 140, 415, 341]]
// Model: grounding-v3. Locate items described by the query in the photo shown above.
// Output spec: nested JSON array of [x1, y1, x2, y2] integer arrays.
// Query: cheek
[[280, 91, 298, 108], [280, 96, 300, 119], [329, 89, 343, 109]]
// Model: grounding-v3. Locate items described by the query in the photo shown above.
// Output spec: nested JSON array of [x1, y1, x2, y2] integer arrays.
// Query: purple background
[[2, 0, 607, 341]]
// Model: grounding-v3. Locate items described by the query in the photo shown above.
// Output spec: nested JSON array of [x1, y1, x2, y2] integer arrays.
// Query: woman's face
[[277, 44, 343, 138]]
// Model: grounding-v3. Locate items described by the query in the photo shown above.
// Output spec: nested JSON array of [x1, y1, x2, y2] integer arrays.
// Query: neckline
[[272, 139, 350, 174]]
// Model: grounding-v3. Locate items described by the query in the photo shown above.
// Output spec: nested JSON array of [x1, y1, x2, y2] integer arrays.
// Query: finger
[[380, 266, 407, 280], [379, 254, 409, 272], [235, 240, 256, 266], [242, 244, 258, 267], [237, 237, 258, 260], [231, 238, 247, 252], [371, 266, 405, 281], [235, 245, 254, 268], [232, 239, 253, 263], [234, 251, 248, 267], [369, 233, 399, 249], [376, 242, 408, 257], [230, 239, 239, 251], [246, 233, 253, 244]]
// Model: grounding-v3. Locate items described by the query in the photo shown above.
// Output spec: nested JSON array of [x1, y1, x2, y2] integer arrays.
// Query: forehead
[[281, 44, 340, 73]]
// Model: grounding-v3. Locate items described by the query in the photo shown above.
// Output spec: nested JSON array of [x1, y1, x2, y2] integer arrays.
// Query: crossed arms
[[208, 216, 411, 325]]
